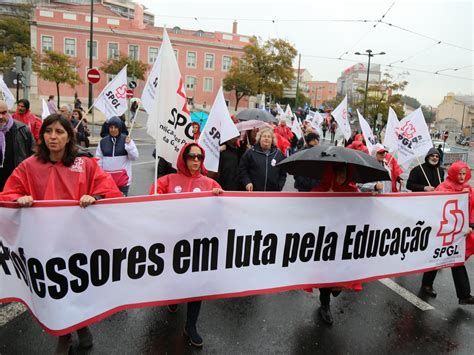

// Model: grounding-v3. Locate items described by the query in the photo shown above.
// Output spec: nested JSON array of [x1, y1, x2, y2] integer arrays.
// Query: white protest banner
[[331, 96, 351, 139], [357, 110, 377, 154], [395, 108, 433, 168], [383, 107, 400, 153], [284, 104, 292, 120], [144, 28, 191, 168], [94, 65, 128, 119], [0, 192, 468, 335], [0, 76, 15, 109], [41, 99, 50, 120], [291, 116, 303, 140], [198, 87, 239, 172]]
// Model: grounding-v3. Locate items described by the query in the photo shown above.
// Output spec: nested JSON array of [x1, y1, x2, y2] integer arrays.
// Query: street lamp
[[354, 49, 385, 128]]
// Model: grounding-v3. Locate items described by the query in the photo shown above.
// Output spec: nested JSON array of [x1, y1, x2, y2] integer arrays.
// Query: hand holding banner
[[198, 87, 239, 172]]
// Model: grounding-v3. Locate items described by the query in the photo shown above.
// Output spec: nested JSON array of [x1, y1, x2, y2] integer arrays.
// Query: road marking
[[0, 303, 26, 326], [132, 160, 155, 166], [379, 278, 435, 311]]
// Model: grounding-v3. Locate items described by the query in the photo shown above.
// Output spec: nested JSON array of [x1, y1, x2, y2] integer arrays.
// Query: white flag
[[145, 28, 191, 168], [291, 116, 303, 140], [284, 104, 292, 120], [305, 110, 323, 136], [395, 108, 433, 168], [259, 93, 266, 110], [332, 96, 351, 139], [383, 107, 400, 153], [0, 76, 15, 109], [276, 103, 285, 117], [357, 110, 377, 154], [94, 65, 128, 119], [198, 87, 239, 172], [41, 99, 50, 120]]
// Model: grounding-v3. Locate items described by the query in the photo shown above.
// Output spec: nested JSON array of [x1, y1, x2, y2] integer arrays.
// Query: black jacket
[[407, 148, 444, 191], [217, 143, 245, 191], [293, 146, 320, 191], [11, 120, 35, 167], [239, 144, 287, 191]]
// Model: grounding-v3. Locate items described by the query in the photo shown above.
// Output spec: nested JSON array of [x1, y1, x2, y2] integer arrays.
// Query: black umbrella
[[236, 108, 278, 123], [277, 145, 391, 183]]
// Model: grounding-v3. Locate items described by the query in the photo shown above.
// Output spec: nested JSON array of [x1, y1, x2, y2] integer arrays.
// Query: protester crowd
[[0, 98, 473, 353]]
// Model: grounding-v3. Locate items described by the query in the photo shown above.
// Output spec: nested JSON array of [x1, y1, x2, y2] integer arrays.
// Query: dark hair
[[48, 95, 54, 100], [183, 143, 202, 159], [72, 108, 83, 120], [36, 114, 78, 166], [17, 99, 30, 110]]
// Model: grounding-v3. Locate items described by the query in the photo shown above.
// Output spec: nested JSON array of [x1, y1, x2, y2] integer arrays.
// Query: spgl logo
[[396, 121, 423, 149], [433, 200, 465, 259]]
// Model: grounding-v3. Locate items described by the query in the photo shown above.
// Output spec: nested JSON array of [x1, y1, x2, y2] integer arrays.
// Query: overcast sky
[[140, 0, 473, 107]]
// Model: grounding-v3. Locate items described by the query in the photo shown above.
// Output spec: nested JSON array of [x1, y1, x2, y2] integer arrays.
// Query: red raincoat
[[307, 163, 363, 292], [435, 161, 474, 260], [274, 124, 293, 143], [385, 152, 403, 192], [12, 109, 42, 143], [274, 131, 291, 155], [0, 156, 122, 201], [346, 140, 369, 154], [149, 142, 221, 194]]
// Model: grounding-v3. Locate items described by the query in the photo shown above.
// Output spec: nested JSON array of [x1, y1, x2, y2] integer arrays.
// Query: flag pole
[[74, 104, 94, 129], [415, 156, 432, 187], [127, 100, 140, 138]]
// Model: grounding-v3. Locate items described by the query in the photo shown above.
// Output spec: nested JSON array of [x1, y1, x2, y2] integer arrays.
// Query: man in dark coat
[[217, 137, 245, 191], [294, 132, 320, 191], [406, 147, 444, 297], [0, 100, 35, 191]]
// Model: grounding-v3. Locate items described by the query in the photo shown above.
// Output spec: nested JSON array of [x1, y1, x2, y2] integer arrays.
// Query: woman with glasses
[[149, 142, 222, 347]]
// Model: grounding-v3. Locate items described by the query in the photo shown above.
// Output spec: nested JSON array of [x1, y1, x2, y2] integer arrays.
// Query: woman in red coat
[[149, 142, 222, 347], [0, 114, 122, 354], [309, 163, 363, 325], [428, 161, 474, 304]]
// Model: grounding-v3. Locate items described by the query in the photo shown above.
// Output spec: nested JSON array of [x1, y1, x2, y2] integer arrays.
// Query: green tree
[[354, 72, 408, 128], [225, 37, 297, 102], [223, 59, 258, 110], [100, 53, 148, 81], [36, 51, 82, 108], [0, 7, 33, 71]]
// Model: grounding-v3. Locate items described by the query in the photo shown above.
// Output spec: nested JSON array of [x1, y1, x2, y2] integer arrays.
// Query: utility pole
[[295, 53, 301, 108], [88, 0, 94, 110]]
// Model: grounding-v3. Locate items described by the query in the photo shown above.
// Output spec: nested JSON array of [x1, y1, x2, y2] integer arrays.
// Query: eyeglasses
[[186, 153, 204, 161]]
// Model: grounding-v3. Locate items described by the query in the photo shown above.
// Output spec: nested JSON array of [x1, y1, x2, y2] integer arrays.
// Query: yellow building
[[436, 93, 474, 134]]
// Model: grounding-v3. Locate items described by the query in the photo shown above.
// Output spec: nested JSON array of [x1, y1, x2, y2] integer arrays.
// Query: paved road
[[1, 112, 473, 354]]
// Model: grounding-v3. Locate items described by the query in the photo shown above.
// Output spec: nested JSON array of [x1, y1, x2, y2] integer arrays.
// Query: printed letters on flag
[[94, 65, 128, 119], [198, 87, 239, 172]]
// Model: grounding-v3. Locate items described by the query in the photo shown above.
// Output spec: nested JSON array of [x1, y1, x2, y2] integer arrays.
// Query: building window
[[222, 56, 232, 71], [187, 51, 196, 68], [174, 49, 178, 60], [64, 38, 76, 56], [86, 40, 98, 59], [172, 26, 181, 34], [108, 43, 119, 60], [204, 53, 214, 70], [41, 36, 53, 52], [186, 76, 197, 90], [149, 47, 159, 64], [203, 78, 213, 92], [129, 45, 139, 60]]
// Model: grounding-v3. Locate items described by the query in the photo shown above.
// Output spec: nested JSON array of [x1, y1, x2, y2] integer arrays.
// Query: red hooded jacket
[[149, 142, 221, 194], [385, 152, 403, 192], [435, 161, 474, 260], [346, 141, 369, 154], [0, 155, 122, 201], [12, 109, 42, 143]]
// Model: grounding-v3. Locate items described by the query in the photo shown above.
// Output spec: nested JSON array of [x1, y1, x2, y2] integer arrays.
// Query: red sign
[[87, 68, 101, 84], [443, 131, 449, 142], [126, 89, 133, 99]]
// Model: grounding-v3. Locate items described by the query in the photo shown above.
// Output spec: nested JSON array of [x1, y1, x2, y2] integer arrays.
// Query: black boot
[[167, 304, 178, 313], [459, 296, 474, 305], [184, 301, 203, 347], [77, 326, 93, 349], [55, 334, 72, 355], [421, 285, 437, 297], [319, 305, 333, 325]]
